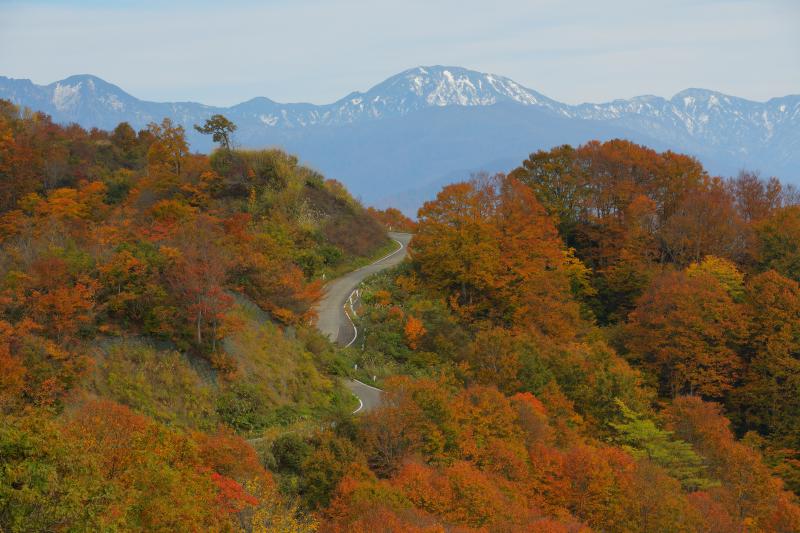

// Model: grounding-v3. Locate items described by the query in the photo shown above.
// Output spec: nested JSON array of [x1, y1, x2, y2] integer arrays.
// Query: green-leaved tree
[[611, 399, 715, 491]]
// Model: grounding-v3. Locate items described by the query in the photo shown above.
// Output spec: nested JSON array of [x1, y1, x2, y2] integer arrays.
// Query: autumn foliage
[[0, 101, 386, 530], [412, 174, 582, 340], [2, 101, 800, 531], [341, 141, 800, 530], [319, 378, 800, 532], [367, 206, 417, 232]]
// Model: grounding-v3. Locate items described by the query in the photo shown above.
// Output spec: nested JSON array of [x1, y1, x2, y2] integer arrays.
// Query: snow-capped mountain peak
[[363, 66, 548, 108], [46, 74, 130, 113], [244, 66, 564, 128]]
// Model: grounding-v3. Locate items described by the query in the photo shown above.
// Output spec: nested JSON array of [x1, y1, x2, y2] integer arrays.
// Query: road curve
[[346, 378, 384, 413], [316, 231, 412, 413]]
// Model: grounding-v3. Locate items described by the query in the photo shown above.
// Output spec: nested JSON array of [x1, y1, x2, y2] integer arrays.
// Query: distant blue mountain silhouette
[[2, 66, 797, 214]]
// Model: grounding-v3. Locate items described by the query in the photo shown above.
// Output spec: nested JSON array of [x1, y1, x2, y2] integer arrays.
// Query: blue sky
[[1, 0, 798, 106]]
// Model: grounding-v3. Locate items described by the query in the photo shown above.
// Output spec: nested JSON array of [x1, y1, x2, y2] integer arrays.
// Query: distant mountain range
[[2, 66, 798, 214]]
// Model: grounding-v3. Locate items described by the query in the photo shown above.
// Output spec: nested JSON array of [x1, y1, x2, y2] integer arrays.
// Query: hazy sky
[[1, 0, 798, 106]]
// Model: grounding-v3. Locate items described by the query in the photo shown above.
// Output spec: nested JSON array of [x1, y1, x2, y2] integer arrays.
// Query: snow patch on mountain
[[102, 93, 125, 112], [52, 82, 82, 111], [259, 114, 278, 126]]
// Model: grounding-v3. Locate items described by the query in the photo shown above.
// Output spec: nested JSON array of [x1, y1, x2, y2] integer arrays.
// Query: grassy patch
[[90, 339, 218, 431], [88, 294, 363, 438]]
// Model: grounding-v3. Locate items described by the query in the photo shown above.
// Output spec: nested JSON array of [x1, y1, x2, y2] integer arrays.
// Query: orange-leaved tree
[[624, 269, 747, 398], [413, 174, 582, 339]]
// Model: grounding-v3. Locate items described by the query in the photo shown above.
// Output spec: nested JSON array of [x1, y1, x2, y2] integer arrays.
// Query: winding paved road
[[316, 232, 412, 412]]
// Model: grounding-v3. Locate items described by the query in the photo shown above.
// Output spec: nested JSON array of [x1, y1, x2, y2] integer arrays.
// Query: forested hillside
[[343, 143, 800, 531], [0, 101, 389, 530], [2, 99, 800, 532]]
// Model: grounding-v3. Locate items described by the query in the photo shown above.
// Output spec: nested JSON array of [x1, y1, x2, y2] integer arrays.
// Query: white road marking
[[343, 302, 358, 348], [372, 238, 404, 264], [352, 378, 383, 392], [352, 395, 364, 414], [349, 291, 358, 318], [355, 238, 404, 272]]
